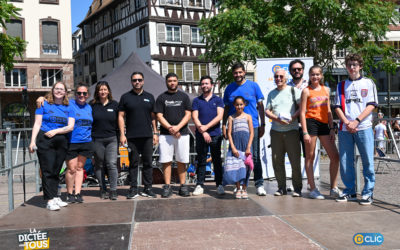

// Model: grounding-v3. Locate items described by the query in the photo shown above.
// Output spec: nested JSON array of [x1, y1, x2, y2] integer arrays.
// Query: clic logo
[[353, 233, 384, 246]]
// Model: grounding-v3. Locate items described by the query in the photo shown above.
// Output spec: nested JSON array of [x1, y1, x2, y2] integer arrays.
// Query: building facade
[[78, 0, 220, 96], [0, 0, 73, 128]]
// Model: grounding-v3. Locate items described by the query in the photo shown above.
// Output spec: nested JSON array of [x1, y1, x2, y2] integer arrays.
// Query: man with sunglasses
[[265, 68, 302, 197], [118, 72, 158, 199]]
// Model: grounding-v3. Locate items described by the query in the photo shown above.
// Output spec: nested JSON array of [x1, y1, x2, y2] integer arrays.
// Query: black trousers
[[36, 130, 68, 200], [195, 135, 223, 187], [128, 137, 153, 188]]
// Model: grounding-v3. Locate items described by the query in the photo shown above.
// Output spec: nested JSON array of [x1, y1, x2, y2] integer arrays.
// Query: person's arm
[[157, 113, 172, 131], [299, 88, 311, 143], [29, 114, 43, 153], [36, 96, 46, 108], [118, 111, 127, 146], [384, 128, 388, 139], [203, 107, 224, 132], [151, 112, 159, 146], [227, 116, 238, 157], [222, 105, 230, 139], [192, 109, 211, 143], [346, 105, 375, 132], [171, 110, 191, 133], [257, 101, 266, 137], [265, 109, 289, 125], [246, 114, 254, 156], [44, 117, 75, 138]]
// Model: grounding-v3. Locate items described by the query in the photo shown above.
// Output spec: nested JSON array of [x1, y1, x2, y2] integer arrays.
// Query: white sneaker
[[330, 187, 341, 198], [309, 188, 325, 200], [256, 186, 267, 196], [46, 199, 60, 211], [54, 197, 68, 207], [192, 185, 204, 196], [217, 185, 225, 195]]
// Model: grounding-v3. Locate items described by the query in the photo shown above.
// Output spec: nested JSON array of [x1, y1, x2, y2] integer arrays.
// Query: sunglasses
[[291, 68, 303, 72], [131, 79, 143, 82], [274, 75, 285, 79], [76, 92, 88, 96]]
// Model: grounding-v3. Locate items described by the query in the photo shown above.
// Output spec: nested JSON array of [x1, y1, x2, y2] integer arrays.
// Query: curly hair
[[45, 82, 69, 105]]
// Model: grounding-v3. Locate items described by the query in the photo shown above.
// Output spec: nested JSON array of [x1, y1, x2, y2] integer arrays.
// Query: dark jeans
[[36, 130, 68, 200], [128, 137, 153, 188], [93, 136, 118, 191], [195, 134, 223, 186], [252, 128, 264, 187]]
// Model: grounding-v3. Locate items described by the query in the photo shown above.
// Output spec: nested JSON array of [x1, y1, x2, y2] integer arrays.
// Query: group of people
[[29, 52, 377, 211]]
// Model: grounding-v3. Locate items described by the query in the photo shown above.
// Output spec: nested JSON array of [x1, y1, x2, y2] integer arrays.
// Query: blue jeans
[[253, 128, 264, 187], [195, 134, 223, 186], [338, 128, 375, 197]]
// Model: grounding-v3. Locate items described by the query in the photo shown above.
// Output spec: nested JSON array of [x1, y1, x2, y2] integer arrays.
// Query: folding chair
[[375, 147, 395, 174]]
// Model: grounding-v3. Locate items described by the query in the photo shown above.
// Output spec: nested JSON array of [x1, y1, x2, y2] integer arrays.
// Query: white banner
[[256, 57, 320, 179]]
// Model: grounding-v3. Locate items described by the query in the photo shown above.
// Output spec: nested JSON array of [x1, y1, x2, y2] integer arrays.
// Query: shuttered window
[[5, 20, 23, 38], [42, 21, 59, 54]]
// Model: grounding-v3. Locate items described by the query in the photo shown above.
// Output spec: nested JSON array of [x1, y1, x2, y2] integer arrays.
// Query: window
[[41, 69, 62, 87], [168, 62, 183, 80], [5, 68, 26, 87], [100, 46, 106, 62], [336, 48, 346, 58], [189, 0, 202, 7], [114, 39, 121, 58], [166, 25, 181, 42], [5, 20, 23, 39], [135, 0, 147, 8], [166, 0, 181, 5], [39, 0, 59, 4], [10, 0, 23, 2], [42, 21, 59, 55], [193, 63, 207, 81], [84, 53, 89, 65], [139, 26, 149, 47], [191, 27, 203, 44]]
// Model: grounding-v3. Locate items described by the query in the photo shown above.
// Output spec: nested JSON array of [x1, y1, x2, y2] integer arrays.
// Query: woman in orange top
[[300, 65, 340, 200]]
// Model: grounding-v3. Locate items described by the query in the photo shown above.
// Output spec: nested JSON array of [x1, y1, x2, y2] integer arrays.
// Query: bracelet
[[356, 118, 361, 123], [303, 132, 309, 135], [153, 132, 160, 135]]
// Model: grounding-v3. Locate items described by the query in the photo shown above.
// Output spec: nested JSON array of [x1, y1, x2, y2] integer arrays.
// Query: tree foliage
[[200, 0, 400, 86], [0, 0, 26, 71]]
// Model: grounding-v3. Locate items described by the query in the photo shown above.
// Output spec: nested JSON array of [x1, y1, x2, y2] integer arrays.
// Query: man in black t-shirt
[[155, 73, 192, 198], [118, 72, 159, 199]]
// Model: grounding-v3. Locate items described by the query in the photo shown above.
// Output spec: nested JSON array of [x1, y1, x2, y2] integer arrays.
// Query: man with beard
[[119, 72, 159, 199], [192, 75, 224, 195], [155, 73, 192, 198], [222, 62, 266, 196]]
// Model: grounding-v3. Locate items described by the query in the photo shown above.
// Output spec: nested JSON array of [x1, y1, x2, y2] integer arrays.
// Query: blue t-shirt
[[192, 94, 224, 137], [69, 99, 93, 143], [35, 101, 75, 132], [223, 80, 264, 127]]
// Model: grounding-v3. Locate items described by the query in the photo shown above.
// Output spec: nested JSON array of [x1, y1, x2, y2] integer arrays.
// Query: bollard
[[6, 128, 14, 212]]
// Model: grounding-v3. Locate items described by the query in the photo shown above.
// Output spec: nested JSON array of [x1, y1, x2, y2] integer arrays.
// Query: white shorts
[[159, 134, 190, 163]]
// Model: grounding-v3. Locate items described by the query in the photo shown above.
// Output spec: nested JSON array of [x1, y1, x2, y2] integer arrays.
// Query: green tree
[[200, 0, 400, 85], [0, 0, 26, 71]]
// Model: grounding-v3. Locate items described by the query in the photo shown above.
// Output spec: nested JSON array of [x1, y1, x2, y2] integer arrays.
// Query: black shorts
[[306, 118, 330, 136], [66, 141, 94, 160]]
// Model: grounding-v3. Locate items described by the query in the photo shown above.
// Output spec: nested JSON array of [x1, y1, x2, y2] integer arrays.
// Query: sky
[[71, 0, 93, 33]]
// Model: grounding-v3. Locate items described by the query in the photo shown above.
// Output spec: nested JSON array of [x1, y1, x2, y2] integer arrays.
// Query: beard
[[167, 85, 178, 91], [292, 73, 303, 80]]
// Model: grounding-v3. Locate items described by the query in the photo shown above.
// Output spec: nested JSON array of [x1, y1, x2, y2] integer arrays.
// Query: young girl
[[223, 96, 254, 199], [300, 65, 340, 199]]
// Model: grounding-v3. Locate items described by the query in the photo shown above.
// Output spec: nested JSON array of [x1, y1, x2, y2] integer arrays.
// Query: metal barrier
[[0, 128, 39, 212]]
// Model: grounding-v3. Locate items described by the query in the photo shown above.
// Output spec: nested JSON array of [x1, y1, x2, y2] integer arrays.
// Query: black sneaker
[[109, 190, 118, 200], [100, 189, 109, 199], [336, 193, 357, 202], [66, 193, 76, 203], [75, 193, 84, 203], [127, 187, 139, 199], [292, 189, 302, 197], [274, 189, 287, 196], [359, 195, 373, 205], [179, 184, 190, 197], [161, 184, 172, 198], [141, 187, 156, 198]]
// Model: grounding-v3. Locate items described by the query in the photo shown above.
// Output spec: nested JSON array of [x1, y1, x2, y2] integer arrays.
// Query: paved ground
[[0, 158, 399, 249]]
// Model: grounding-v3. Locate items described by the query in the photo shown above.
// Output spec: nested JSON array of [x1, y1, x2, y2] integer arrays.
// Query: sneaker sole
[[140, 192, 156, 198], [256, 192, 267, 196], [126, 194, 139, 199]]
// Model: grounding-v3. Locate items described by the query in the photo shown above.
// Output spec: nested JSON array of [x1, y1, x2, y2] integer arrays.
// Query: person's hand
[[36, 96, 45, 108], [173, 131, 181, 139], [198, 125, 207, 134], [232, 148, 239, 158], [44, 129, 57, 138], [120, 135, 127, 146], [329, 130, 336, 142], [222, 125, 228, 139], [346, 120, 358, 133], [278, 118, 289, 125], [303, 133, 311, 144], [169, 126, 179, 135], [29, 142, 37, 153], [258, 126, 265, 137], [245, 148, 251, 156], [202, 132, 211, 143], [153, 134, 159, 146]]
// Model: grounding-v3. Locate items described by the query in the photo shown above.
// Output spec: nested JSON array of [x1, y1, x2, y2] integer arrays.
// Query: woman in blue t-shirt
[[64, 83, 94, 203], [90, 81, 119, 200], [29, 82, 75, 211]]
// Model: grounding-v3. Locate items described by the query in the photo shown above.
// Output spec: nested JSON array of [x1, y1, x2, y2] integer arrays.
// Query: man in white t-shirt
[[334, 53, 378, 205], [374, 121, 388, 150]]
